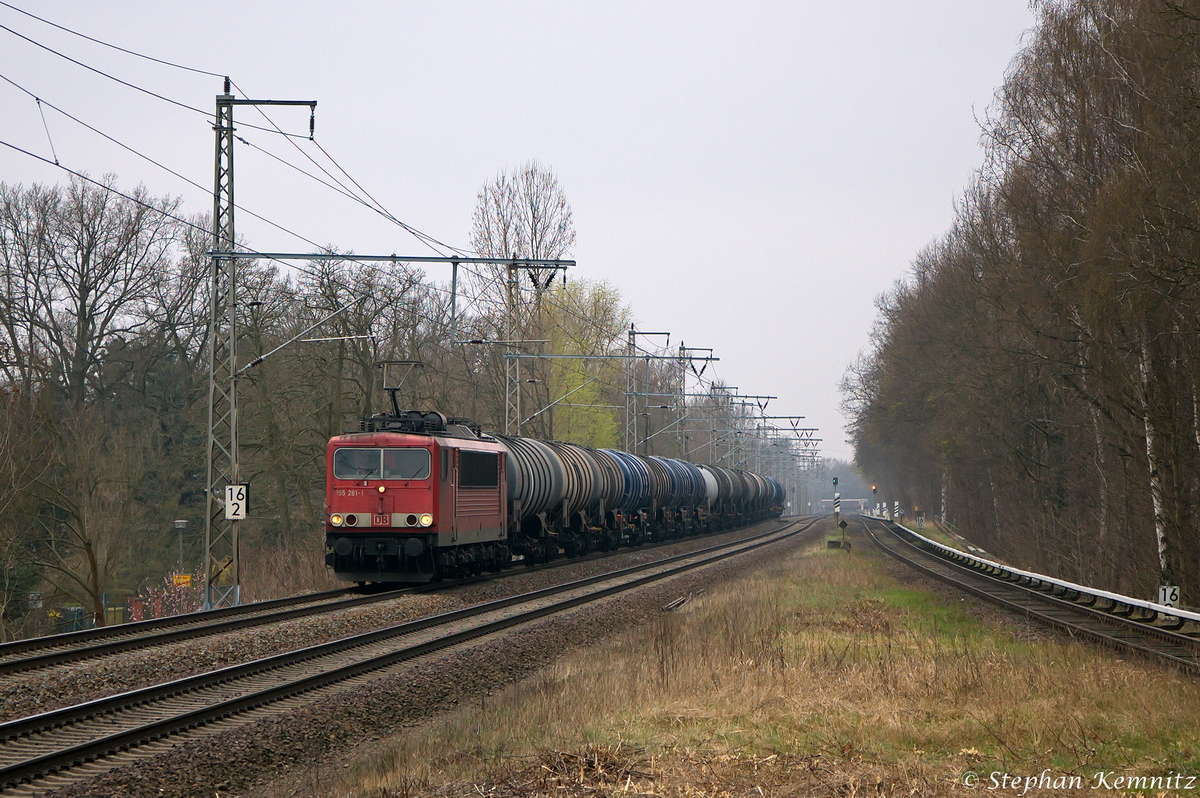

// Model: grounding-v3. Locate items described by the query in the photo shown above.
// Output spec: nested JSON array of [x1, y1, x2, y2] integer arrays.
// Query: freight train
[[324, 410, 784, 583]]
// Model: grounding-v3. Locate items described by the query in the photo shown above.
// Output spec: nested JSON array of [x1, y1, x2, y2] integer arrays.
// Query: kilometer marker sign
[[224, 484, 249, 520]]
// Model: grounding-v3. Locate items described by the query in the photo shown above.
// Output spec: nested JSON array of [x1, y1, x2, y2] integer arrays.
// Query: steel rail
[[1, 517, 806, 741], [0, 517, 805, 677], [0, 586, 359, 661], [862, 517, 1200, 673], [0, 585, 412, 677], [0, 516, 815, 790], [875, 518, 1200, 635], [881, 516, 1200, 631]]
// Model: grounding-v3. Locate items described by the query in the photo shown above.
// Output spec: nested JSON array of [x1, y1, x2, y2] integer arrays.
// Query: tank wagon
[[324, 410, 784, 583]]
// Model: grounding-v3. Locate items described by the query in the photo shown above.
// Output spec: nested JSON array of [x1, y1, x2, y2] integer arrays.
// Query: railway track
[[0, 516, 817, 794], [0, 519, 804, 678], [0, 585, 402, 677], [863, 516, 1200, 672]]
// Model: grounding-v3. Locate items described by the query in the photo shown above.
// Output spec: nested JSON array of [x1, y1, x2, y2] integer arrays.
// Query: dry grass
[[324, 540, 1200, 796], [241, 537, 340, 602], [894, 520, 964, 553]]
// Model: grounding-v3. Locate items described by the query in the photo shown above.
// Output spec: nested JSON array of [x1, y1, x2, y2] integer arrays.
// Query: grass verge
[[326, 530, 1200, 796]]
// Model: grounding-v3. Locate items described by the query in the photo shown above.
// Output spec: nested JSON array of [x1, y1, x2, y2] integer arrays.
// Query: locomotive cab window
[[333, 448, 381, 479], [333, 448, 430, 480], [459, 450, 499, 488], [383, 448, 430, 480]]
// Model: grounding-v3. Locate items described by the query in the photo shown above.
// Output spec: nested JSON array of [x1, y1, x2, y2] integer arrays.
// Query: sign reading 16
[[225, 484, 249, 520]]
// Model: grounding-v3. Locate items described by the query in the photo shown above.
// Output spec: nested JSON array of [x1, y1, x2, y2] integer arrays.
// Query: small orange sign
[[173, 574, 192, 586]]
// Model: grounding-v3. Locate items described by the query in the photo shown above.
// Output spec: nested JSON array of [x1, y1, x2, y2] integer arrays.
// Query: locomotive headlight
[[377, 485, 386, 494], [419, 513, 434, 527], [330, 514, 344, 526]]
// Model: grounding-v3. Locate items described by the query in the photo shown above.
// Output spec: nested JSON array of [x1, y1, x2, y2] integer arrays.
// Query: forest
[[844, 0, 1200, 603], [0, 161, 806, 639]]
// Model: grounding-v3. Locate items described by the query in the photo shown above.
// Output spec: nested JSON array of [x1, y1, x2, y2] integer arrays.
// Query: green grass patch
[[330, 526, 1200, 797], [898, 520, 967, 552]]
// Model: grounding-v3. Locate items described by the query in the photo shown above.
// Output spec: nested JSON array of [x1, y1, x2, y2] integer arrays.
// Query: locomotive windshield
[[333, 448, 431, 480], [384, 448, 430, 479]]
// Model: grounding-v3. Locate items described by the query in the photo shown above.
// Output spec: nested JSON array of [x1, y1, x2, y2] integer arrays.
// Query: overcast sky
[[0, 1, 1037, 462]]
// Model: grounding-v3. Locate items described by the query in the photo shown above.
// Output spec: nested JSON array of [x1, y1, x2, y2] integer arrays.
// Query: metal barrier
[[884, 519, 1200, 634]]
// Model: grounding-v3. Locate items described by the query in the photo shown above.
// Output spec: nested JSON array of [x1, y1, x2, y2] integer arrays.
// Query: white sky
[[0, 1, 1036, 462]]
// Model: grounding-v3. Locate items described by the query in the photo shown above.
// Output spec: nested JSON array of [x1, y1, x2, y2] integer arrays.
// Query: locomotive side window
[[333, 448, 382, 479], [383, 448, 431, 480], [333, 448, 430, 480], [459, 450, 499, 487]]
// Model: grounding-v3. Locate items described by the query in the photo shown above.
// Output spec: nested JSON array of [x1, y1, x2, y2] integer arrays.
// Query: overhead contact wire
[[228, 79, 463, 258], [0, 0, 224, 77], [0, 31, 658, 369], [0, 21, 210, 114], [0, 136, 449, 331], [0, 73, 325, 253], [0, 11, 668, 359], [0, 22, 305, 138]]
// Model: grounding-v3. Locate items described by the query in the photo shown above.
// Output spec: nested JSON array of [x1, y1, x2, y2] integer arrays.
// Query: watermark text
[[961, 769, 1198, 793]]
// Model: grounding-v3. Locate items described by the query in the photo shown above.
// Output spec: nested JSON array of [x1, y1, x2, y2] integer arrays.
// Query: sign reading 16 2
[[225, 484, 249, 520]]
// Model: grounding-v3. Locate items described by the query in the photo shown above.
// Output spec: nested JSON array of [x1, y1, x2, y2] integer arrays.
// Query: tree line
[[0, 161, 695, 638], [843, 0, 1200, 603]]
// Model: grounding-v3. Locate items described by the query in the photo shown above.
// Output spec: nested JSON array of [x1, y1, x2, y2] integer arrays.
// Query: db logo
[[372, 514, 391, 527]]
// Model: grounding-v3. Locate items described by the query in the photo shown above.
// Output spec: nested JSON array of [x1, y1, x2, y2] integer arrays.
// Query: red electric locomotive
[[324, 411, 511, 583]]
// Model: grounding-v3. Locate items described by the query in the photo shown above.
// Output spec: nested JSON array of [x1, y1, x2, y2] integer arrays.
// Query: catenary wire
[[1, 132, 757, 437], [0, 87, 492, 326], [0, 64, 729, 400], [0, 9, 753, 397], [0, 0, 225, 77], [0, 20, 209, 115], [0, 66, 467, 283], [0, 21, 307, 138], [0, 134, 508, 341], [314, 137, 470, 256], [0, 70, 483, 323], [228, 79, 468, 258], [0, 72, 325, 254], [0, 68, 775, 431]]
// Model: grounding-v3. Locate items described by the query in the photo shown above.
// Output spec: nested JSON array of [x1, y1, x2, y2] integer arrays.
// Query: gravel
[[0, 524, 779, 724], [38, 522, 812, 798]]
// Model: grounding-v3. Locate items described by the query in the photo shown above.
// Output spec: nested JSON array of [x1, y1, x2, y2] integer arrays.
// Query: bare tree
[[470, 160, 576, 262], [0, 396, 49, 640], [463, 162, 577, 433], [0, 176, 181, 404], [28, 404, 156, 626], [844, 0, 1200, 601]]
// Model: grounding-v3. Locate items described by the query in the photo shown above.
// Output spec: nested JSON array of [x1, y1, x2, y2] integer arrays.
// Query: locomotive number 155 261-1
[[334, 488, 366, 497]]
